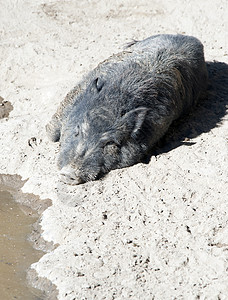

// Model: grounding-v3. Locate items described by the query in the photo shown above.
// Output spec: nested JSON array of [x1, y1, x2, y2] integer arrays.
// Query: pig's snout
[[59, 165, 83, 185]]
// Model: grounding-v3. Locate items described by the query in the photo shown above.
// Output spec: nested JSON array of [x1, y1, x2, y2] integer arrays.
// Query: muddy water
[[0, 187, 44, 300]]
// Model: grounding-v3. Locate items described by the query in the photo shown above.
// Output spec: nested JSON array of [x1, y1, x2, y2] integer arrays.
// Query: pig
[[46, 34, 208, 185]]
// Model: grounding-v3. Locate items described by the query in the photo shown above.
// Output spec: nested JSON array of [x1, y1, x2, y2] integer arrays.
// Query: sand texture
[[0, 0, 228, 299]]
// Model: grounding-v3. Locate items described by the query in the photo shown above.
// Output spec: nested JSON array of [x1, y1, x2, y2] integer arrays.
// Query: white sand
[[0, 0, 228, 299]]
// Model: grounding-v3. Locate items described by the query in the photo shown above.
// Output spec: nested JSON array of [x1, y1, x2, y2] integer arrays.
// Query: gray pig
[[46, 34, 208, 185]]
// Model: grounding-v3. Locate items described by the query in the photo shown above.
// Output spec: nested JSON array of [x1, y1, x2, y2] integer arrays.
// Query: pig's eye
[[74, 126, 79, 137], [94, 77, 104, 92], [103, 141, 120, 154]]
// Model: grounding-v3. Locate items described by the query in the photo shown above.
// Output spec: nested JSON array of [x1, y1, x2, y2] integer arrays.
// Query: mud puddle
[[0, 185, 44, 300]]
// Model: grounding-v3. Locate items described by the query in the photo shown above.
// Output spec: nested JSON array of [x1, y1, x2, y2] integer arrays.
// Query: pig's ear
[[117, 107, 148, 139]]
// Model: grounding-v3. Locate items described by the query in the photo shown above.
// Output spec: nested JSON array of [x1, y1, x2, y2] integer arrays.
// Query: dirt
[[0, 0, 227, 299]]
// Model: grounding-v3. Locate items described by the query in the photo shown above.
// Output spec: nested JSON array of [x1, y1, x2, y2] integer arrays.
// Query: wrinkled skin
[[46, 34, 208, 184]]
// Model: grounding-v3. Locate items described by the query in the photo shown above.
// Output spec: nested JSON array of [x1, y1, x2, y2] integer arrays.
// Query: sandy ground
[[0, 0, 228, 299]]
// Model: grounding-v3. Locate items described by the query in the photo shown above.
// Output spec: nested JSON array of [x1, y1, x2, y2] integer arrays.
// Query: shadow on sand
[[152, 61, 228, 156]]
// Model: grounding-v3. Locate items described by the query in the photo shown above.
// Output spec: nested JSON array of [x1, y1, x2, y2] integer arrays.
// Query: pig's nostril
[[59, 165, 81, 184], [60, 173, 76, 181]]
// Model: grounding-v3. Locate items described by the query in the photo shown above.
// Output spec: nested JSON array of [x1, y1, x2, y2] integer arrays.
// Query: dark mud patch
[[0, 96, 13, 119]]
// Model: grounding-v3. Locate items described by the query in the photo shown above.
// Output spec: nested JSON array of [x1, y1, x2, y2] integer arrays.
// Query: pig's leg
[[46, 81, 87, 142]]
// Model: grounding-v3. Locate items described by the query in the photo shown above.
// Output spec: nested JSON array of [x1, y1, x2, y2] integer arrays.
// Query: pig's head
[[58, 106, 148, 184], [57, 75, 150, 184]]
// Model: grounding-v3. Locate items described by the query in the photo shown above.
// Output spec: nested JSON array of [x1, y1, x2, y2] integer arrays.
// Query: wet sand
[[0, 187, 43, 300]]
